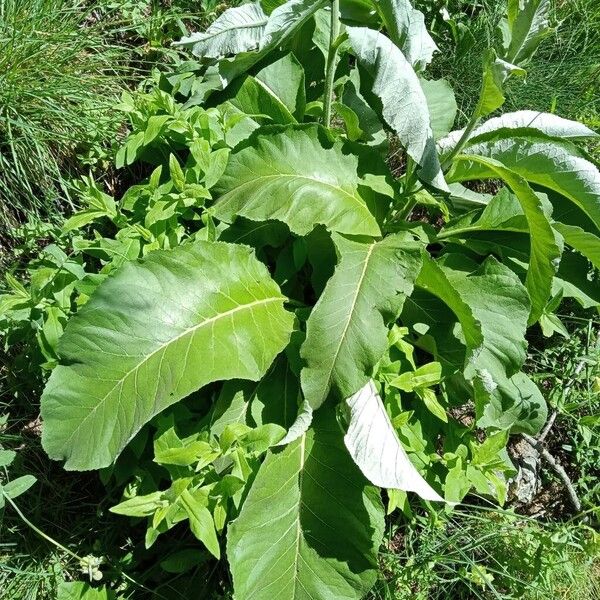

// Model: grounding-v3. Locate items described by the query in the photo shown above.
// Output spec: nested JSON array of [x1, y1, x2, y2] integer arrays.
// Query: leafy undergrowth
[[0, 0, 228, 239]]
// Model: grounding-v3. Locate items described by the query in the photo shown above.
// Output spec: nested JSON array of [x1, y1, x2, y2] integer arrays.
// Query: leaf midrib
[[253, 77, 296, 123], [217, 174, 368, 214], [314, 243, 376, 407], [62, 295, 285, 453], [203, 17, 267, 43]]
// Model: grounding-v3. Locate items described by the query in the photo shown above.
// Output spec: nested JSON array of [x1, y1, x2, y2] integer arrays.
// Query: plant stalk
[[396, 156, 420, 221], [441, 111, 481, 171], [323, 0, 341, 128]]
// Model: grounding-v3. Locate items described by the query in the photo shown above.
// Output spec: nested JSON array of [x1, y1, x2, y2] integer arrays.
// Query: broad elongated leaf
[[41, 242, 294, 470], [344, 380, 444, 501], [417, 255, 529, 378], [174, 3, 268, 58], [301, 233, 423, 410], [455, 154, 563, 323], [224, 76, 290, 127], [213, 126, 381, 236], [441, 188, 527, 237], [256, 53, 306, 120], [500, 0, 552, 65], [374, 0, 438, 71], [342, 68, 387, 147], [225, 54, 306, 125], [347, 27, 447, 190], [554, 250, 600, 309], [227, 409, 384, 600], [477, 51, 525, 118], [438, 110, 598, 156], [415, 255, 546, 434], [451, 138, 600, 230]]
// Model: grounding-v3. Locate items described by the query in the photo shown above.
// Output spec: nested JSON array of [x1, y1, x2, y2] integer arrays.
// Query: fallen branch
[[521, 433, 581, 513], [521, 342, 595, 512]]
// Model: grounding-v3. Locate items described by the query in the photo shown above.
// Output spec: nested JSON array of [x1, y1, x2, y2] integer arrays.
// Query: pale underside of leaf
[[451, 137, 600, 231], [344, 380, 444, 502], [374, 0, 438, 70], [217, 0, 328, 86], [347, 26, 447, 191], [438, 110, 598, 156], [174, 3, 268, 58]]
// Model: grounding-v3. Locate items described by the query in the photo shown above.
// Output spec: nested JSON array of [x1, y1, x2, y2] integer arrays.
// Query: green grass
[[430, 0, 600, 127], [0, 0, 234, 238], [369, 506, 600, 600], [528, 311, 600, 512], [0, 0, 134, 231]]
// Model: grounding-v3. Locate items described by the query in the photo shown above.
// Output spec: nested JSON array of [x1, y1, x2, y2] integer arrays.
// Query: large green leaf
[[344, 381, 444, 501], [256, 53, 306, 120], [438, 110, 598, 156], [554, 223, 600, 269], [440, 188, 528, 237], [174, 3, 268, 58], [301, 232, 423, 410], [227, 409, 384, 600], [450, 137, 600, 231], [341, 68, 387, 147], [454, 155, 563, 323], [41, 242, 294, 471], [347, 26, 447, 190], [553, 251, 600, 309], [414, 255, 546, 434], [373, 0, 438, 71], [213, 126, 381, 236]]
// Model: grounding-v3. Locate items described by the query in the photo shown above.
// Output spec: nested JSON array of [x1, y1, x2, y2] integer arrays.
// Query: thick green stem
[[395, 156, 420, 221], [441, 111, 481, 171], [322, 0, 340, 128]]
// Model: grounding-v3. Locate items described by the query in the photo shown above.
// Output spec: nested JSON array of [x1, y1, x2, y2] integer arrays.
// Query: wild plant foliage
[[14, 0, 599, 597]]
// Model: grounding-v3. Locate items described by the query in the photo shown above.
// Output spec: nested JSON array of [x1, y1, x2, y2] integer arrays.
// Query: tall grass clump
[[0, 0, 129, 232], [430, 0, 600, 127]]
